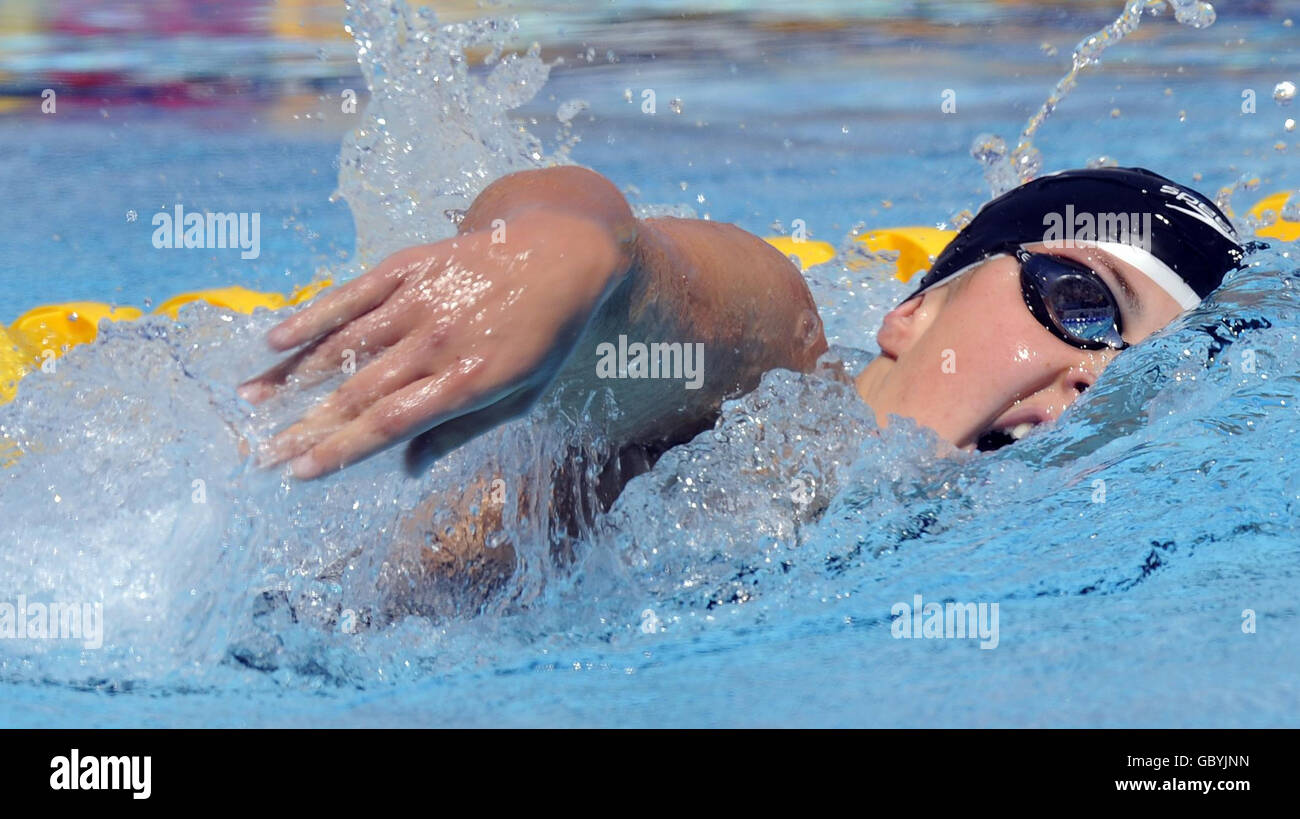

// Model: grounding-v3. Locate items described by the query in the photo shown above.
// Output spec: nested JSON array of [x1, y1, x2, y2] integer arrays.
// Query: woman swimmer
[[235, 165, 1246, 605]]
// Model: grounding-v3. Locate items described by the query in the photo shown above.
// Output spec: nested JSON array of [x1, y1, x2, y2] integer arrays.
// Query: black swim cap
[[905, 167, 1247, 310]]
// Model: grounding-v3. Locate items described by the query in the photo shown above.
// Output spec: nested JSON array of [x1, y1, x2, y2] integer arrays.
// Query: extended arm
[[241, 165, 827, 477]]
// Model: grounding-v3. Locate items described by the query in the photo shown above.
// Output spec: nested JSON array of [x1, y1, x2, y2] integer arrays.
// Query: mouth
[[973, 409, 1050, 452], [975, 422, 1037, 452]]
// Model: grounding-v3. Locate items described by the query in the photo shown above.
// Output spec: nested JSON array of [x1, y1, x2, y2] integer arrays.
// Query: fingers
[[286, 365, 492, 480], [238, 300, 412, 403], [257, 331, 442, 468], [236, 339, 326, 404], [264, 250, 417, 351]]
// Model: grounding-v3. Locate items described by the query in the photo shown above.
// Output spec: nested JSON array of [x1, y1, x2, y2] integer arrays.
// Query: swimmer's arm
[[403, 197, 829, 465], [243, 166, 826, 476], [545, 215, 828, 447], [243, 166, 635, 475]]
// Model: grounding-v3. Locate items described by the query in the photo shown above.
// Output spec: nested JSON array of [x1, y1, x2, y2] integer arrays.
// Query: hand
[[239, 211, 628, 479]]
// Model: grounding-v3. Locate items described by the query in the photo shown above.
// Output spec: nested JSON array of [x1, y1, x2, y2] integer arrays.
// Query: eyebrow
[[1088, 252, 1143, 316]]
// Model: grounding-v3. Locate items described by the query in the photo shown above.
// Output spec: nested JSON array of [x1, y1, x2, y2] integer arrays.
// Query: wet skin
[[854, 241, 1183, 450]]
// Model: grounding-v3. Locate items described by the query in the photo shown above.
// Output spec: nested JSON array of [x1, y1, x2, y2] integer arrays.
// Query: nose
[[1069, 369, 1094, 395], [1056, 358, 1105, 404]]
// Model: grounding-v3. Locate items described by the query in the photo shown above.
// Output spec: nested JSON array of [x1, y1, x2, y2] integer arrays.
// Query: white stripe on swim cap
[[1080, 240, 1202, 311]]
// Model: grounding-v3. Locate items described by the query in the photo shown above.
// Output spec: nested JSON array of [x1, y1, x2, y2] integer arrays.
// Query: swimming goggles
[[1013, 246, 1130, 351]]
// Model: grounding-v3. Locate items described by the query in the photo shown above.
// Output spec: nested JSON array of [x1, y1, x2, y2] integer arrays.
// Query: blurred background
[[1, 0, 1296, 314], [0, 1, 1292, 106]]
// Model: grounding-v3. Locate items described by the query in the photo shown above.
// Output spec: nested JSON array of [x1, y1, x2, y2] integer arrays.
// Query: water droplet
[[1172, 0, 1216, 29], [948, 209, 974, 231], [1286, 118, 1296, 132], [970, 133, 1007, 165], [556, 98, 588, 123], [1282, 194, 1300, 223], [1274, 81, 1296, 106], [669, 98, 683, 115]]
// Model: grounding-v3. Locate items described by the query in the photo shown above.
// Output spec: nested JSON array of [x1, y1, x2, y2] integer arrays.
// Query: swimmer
[[236, 165, 1245, 609]]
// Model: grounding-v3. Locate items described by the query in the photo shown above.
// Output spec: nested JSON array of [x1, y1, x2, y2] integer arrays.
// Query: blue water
[[1, 0, 1298, 727]]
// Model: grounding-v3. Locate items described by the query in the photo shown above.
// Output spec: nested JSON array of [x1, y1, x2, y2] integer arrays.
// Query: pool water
[[1, 0, 1298, 727]]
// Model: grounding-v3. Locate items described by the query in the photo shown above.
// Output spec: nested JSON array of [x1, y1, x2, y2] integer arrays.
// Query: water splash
[[974, 0, 1219, 198], [334, 0, 559, 267], [0, 0, 595, 690], [0, 304, 646, 688]]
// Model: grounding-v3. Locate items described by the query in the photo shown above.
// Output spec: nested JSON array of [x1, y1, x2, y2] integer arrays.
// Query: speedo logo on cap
[[1158, 183, 1238, 241]]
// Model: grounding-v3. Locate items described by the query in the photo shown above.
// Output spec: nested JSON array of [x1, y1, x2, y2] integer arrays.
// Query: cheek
[[889, 302, 1030, 425], [930, 275, 1047, 383], [914, 268, 1106, 423], [931, 331, 1041, 412]]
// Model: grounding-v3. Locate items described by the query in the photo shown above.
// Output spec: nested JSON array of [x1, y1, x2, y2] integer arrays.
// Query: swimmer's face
[[854, 242, 1185, 450]]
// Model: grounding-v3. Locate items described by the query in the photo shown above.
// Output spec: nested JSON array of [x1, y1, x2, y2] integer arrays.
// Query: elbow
[[462, 166, 637, 261]]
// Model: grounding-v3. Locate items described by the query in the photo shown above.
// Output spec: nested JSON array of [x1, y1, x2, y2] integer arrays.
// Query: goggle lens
[[1020, 251, 1128, 351]]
